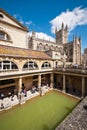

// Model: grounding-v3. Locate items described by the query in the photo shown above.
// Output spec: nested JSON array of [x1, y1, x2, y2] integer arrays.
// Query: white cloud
[[28, 32, 55, 42], [13, 14, 32, 27], [13, 14, 24, 24], [50, 7, 87, 33], [25, 21, 32, 25]]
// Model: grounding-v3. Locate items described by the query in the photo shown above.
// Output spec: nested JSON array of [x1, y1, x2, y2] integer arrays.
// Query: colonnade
[[17, 73, 54, 93], [62, 74, 85, 97]]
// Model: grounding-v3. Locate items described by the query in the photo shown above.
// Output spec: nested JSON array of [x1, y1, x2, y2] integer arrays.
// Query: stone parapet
[[56, 96, 87, 130]]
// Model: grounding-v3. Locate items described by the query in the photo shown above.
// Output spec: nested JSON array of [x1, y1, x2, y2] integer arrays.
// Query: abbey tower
[[55, 23, 68, 45]]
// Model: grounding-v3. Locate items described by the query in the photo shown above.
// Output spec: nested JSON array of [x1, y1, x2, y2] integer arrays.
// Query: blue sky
[[0, 0, 87, 53]]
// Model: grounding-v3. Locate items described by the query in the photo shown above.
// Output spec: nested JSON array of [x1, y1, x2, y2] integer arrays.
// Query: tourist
[[1, 103, 4, 109], [11, 94, 14, 101], [1, 93, 4, 100], [39, 87, 42, 96], [24, 88, 27, 97]]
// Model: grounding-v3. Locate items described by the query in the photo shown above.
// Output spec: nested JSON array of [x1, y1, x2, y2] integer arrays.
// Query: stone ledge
[[55, 96, 87, 130]]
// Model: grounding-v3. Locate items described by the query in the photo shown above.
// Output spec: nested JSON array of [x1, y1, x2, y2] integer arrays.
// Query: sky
[[0, 0, 87, 53]]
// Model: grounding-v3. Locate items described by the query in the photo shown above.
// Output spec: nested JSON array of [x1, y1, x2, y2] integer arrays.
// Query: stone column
[[18, 77, 22, 92], [50, 73, 54, 88], [10, 61, 12, 70], [63, 74, 66, 92], [38, 74, 41, 88], [82, 77, 85, 97], [1, 61, 3, 70]]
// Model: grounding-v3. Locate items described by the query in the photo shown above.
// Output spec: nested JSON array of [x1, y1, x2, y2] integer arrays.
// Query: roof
[[0, 8, 28, 32], [0, 45, 52, 60]]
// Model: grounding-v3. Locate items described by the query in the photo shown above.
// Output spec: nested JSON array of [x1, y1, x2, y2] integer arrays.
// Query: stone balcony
[[0, 68, 53, 78], [54, 67, 87, 75]]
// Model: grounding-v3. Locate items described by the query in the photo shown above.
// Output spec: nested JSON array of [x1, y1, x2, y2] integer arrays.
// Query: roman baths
[[0, 9, 87, 130]]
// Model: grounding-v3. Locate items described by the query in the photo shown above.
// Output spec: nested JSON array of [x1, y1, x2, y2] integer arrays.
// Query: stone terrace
[[55, 96, 87, 130]]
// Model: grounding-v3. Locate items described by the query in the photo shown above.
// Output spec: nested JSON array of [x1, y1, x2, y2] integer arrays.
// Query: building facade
[[28, 23, 82, 65], [83, 48, 87, 66], [0, 9, 87, 101]]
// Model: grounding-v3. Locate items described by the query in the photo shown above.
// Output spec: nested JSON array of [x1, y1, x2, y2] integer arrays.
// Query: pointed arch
[[50, 45, 54, 50], [44, 44, 49, 51], [38, 43, 43, 51]]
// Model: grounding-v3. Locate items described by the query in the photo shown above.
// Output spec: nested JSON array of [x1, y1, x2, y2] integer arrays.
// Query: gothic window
[[38, 43, 43, 51], [44, 44, 49, 51], [50, 45, 54, 50], [0, 61, 18, 71], [69, 48, 73, 56], [55, 46, 59, 51], [42, 62, 51, 68], [0, 31, 11, 41], [23, 61, 38, 70]]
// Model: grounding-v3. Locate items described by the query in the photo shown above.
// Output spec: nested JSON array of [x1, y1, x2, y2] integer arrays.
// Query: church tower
[[73, 36, 81, 65], [55, 23, 68, 44]]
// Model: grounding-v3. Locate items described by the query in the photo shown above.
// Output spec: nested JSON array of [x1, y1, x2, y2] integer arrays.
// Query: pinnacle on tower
[[55, 27, 57, 33], [65, 24, 68, 31], [61, 22, 64, 29], [79, 36, 81, 42]]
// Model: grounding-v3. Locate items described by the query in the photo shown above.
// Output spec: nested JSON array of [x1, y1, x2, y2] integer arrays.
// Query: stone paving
[[55, 96, 87, 130]]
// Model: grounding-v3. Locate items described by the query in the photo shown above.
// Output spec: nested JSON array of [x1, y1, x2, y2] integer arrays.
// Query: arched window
[[0, 13, 4, 18], [38, 43, 43, 51], [0, 31, 11, 41], [0, 60, 18, 71], [50, 45, 54, 50], [55, 54, 58, 59], [42, 62, 51, 68], [23, 61, 38, 70], [44, 44, 49, 51], [69, 48, 73, 56], [55, 46, 59, 51]]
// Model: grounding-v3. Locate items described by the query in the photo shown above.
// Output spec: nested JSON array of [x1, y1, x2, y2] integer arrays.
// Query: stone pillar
[[10, 61, 12, 70], [18, 77, 22, 92], [50, 73, 54, 88], [82, 77, 85, 97], [63, 74, 66, 92], [38, 74, 41, 88], [1, 61, 3, 70]]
